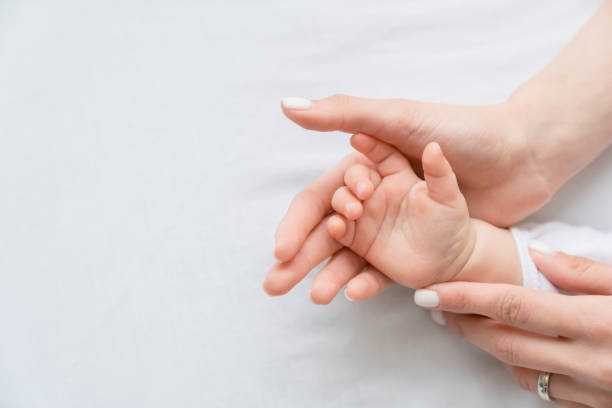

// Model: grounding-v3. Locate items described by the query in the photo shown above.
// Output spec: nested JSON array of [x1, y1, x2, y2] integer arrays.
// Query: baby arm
[[460, 219, 522, 285], [327, 133, 523, 290]]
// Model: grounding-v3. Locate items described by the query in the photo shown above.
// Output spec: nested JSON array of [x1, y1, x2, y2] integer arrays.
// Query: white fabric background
[[0, 1, 610, 407]]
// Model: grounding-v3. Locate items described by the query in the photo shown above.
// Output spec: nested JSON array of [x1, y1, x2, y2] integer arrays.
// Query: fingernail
[[430, 310, 446, 326], [281, 97, 312, 110], [346, 202, 359, 217], [356, 181, 370, 198], [414, 289, 440, 308], [528, 240, 557, 255], [344, 288, 353, 302]]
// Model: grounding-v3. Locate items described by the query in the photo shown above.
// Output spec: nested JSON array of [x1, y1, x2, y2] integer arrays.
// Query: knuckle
[[451, 290, 469, 312], [329, 95, 352, 129], [494, 335, 521, 365], [498, 290, 530, 325], [566, 255, 596, 278], [580, 304, 612, 339], [593, 358, 612, 390], [511, 367, 535, 392]]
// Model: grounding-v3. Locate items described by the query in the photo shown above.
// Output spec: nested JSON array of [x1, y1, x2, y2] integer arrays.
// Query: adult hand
[[279, 94, 550, 230], [266, 1, 612, 303], [415, 248, 612, 407], [263, 151, 395, 303], [264, 95, 551, 302]]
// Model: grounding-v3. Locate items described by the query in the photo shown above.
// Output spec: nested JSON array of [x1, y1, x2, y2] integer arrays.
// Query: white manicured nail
[[281, 97, 312, 110], [414, 289, 440, 308], [344, 288, 353, 302], [528, 240, 557, 255], [430, 310, 446, 326]]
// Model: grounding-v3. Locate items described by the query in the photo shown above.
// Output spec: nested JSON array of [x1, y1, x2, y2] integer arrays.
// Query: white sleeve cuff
[[510, 226, 558, 293]]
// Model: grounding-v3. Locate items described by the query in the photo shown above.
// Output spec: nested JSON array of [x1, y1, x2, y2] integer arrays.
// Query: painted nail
[[344, 288, 353, 302], [528, 240, 557, 255], [414, 289, 440, 308], [281, 97, 312, 110], [430, 310, 446, 326]]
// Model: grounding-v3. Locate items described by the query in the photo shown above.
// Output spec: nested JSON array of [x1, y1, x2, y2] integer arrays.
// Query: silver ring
[[537, 372, 553, 401]]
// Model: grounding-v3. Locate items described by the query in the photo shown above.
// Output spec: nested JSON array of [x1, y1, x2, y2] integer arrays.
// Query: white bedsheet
[[0, 1, 609, 407]]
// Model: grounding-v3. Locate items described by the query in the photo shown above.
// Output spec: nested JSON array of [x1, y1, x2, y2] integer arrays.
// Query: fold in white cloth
[[513, 222, 612, 292]]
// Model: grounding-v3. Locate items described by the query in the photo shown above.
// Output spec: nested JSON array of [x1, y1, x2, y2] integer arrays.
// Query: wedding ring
[[537, 372, 553, 401]]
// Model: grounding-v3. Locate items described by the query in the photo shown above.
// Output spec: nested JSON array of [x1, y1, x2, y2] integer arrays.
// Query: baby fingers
[[332, 186, 363, 220], [350, 133, 416, 179], [344, 163, 381, 200], [422, 142, 463, 207], [326, 213, 356, 247]]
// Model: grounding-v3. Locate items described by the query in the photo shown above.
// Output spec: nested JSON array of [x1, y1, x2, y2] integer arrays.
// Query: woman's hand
[[278, 94, 549, 231], [266, 1, 612, 303], [263, 151, 395, 303], [415, 249, 612, 407], [265, 95, 550, 302]]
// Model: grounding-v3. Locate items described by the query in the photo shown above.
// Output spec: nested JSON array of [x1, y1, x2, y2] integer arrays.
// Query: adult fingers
[[345, 265, 394, 301], [344, 163, 381, 200], [414, 282, 582, 338], [274, 152, 366, 262], [442, 314, 580, 378], [264, 217, 342, 296], [529, 242, 612, 295], [280, 94, 418, 140], [310, 248, 367, 305], [508, 366, 612, 408], [280, 95, 485, 165]]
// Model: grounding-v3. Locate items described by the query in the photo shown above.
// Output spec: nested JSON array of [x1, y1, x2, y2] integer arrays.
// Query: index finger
[[415, 282, 582, 338], [529, 245, 612, 295], [274, 152, 368, 261]]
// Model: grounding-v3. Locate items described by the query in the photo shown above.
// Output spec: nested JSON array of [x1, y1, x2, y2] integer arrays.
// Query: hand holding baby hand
[[326, 134, 475, 290]]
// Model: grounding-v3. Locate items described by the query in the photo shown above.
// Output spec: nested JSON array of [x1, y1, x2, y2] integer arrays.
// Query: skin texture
[[264, 1, 612, 404], [329, 134, 525, 292], [264, 101, 532, 302], [263, 135, 524, 302], [327, 135, 476, 288], [266, 1, 612, 304], [420, 250, 612, 407]]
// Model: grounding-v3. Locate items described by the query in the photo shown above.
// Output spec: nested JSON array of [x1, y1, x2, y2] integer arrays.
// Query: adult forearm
[[508, 0, 612, 189]]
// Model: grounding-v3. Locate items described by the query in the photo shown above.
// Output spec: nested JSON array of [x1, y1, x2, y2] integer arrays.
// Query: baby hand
[[327, 134, 476, 289]]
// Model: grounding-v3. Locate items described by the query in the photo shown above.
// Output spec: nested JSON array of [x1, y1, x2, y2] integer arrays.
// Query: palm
[[348, 171, 473, 288]]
